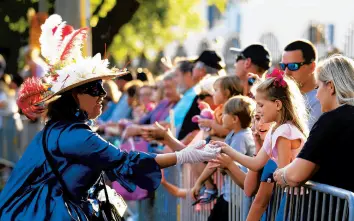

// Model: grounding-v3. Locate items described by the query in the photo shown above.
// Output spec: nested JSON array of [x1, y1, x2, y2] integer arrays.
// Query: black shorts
[[208, 195, 229, 221]]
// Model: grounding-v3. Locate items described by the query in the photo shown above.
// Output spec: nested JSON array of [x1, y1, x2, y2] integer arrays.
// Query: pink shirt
[[262, 123, 306, 165]]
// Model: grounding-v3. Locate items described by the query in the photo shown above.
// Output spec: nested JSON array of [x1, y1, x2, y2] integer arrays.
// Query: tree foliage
[[90, 0, 228, 62], [0, 0, 228, 74]]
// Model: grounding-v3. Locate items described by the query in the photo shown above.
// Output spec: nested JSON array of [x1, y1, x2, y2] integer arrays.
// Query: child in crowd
[[211, 70, 309, 219], [193, 75, 244, 205], [192, 95, 256, 221], [197, 75, 244, 138]]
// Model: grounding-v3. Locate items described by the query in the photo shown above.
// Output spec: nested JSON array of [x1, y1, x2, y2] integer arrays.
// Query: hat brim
[[229, 47, 243, 53], [39, 70, 128, 104], [194, 59, 223, 70]]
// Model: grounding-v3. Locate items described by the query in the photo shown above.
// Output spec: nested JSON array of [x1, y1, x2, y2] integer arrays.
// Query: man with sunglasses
[[230, 44, 272, 96], [281, 39, 322, 129]]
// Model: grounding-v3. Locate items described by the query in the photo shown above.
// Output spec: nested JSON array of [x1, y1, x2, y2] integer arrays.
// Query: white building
[[165, 0, 354, 72]]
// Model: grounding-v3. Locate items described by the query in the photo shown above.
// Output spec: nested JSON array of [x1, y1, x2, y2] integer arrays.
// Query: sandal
[[192, 187, 218, 206], [192, 185, 206, 206]]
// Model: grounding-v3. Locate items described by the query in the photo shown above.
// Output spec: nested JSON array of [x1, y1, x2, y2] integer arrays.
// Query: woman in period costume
[[0, 14, 218, 220]]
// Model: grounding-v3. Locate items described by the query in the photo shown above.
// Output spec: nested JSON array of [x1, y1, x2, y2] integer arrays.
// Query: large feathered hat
[[17, 14, 127, 120]]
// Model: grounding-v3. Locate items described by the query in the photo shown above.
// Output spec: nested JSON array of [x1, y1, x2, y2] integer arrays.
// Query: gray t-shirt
[[222, 128, 255, 202], [304, 89, 322, 130]]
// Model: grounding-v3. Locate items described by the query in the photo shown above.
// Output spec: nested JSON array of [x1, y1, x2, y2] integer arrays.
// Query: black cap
[[194, 50, 223, 70], [230, 44, 272, 70]]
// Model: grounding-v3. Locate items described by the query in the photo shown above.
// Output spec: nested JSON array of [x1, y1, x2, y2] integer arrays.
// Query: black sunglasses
[[279, 61, 312, 71], [198, 93, 212, 100], [77, 80, 107, 97]]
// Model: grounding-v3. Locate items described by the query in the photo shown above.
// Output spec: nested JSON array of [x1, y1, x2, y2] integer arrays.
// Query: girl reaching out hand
[[212, 69, 308, 174]]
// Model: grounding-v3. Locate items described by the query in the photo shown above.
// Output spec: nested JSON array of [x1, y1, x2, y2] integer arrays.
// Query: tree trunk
[[91, 0, 140, 55]]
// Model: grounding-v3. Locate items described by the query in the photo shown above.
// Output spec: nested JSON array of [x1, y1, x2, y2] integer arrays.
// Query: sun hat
[[17, 14, 127, 120]]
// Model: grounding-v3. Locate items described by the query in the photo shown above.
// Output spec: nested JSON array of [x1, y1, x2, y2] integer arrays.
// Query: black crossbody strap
[[100, 173, 111, 204], [41, 124, 73, 200]]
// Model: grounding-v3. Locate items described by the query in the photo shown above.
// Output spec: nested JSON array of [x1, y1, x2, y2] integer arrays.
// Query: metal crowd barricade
[[0, 113, 43, 163], [178, 163, 224, 221], [141, 161, 354, 221], [266, 182, 354, 221], [228, 165, 252, 221]]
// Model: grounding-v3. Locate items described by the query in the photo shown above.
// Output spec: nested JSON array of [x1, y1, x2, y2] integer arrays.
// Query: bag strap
[[41, 123, 73, 200], [100, 173, 111, 204]]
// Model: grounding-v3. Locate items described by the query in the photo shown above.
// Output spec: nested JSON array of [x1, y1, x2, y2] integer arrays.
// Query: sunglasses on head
[[236, 54, 247, 62], [77, 80, 107, 97], [279, 61, 312, 71], [198, 93, 212, 100]]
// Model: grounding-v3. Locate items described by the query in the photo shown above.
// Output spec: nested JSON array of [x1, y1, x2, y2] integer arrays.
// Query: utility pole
[[55, 0, 91, 56]]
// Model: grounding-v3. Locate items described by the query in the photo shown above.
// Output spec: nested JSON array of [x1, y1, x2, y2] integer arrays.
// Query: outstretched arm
[[161, 170, 188, 198], [212, 141, 269, 172], [141, 122, 186, 151], [209, 153, 246, 189]]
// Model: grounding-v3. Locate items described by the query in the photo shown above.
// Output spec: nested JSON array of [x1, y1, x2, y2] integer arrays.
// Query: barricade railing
[[3, 112, 353, 221], [0, 113, 43, 163], [141, 163, 354, 221], [228, 165, 252, 221], [266, 182, 354, 221]]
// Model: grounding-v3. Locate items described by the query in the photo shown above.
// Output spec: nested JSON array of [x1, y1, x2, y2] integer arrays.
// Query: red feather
[[52, 25, 74, 41], [17, 77, 50, 120], [62, 25, 74, 39], [60, 28, 88, 62]]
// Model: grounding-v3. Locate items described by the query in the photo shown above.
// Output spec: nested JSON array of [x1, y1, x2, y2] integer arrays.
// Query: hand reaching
[[209, 140, 232, 153], [175, 141, 220, 164], [141, 122, 171, 142], [191, 182, 203, 200], [209, 153, 233, 169]]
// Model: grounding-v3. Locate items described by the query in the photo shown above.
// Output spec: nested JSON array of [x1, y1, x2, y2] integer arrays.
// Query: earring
[[75, 109, 81, 117], [87, 119, 94, 126]]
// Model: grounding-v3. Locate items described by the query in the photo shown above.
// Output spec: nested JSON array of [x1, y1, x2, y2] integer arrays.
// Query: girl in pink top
[[212, 69, 308, 172]]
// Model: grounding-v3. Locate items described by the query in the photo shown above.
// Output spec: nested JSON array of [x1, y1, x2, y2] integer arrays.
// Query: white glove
[[175, 140, 220, 164]]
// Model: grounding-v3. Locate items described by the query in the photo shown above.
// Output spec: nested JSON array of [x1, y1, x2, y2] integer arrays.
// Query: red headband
[[267, 69, 287, 88]]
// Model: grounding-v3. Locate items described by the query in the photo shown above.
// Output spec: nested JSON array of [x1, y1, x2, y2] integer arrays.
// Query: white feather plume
[[58, 28, 87, 63], [51, 53, 113, 93], [39, 14, 66, 65]]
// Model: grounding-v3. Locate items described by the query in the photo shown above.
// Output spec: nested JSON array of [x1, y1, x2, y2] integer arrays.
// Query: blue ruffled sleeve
[[105, 152, 160, 192], [57, 123, 161, 192]]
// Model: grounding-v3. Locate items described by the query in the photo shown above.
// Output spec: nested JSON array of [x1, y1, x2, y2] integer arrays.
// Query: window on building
[[260, 32, 281, 63], [208, 5, 222, 29], [344, 24, 354, 58], [308, 24, 326, 44], [224, 37, 241, 73]]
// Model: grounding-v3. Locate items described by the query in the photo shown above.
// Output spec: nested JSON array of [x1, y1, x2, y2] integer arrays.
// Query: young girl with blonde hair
[[212, 69, 308, 182]]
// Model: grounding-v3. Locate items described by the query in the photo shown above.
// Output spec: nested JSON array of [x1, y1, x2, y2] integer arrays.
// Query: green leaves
[[4, 16, 29, 33], [89, 0, 227, 62], [109, 0, 204, 61]]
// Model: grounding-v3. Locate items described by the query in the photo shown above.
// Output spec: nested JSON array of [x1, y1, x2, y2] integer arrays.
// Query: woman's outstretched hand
[[175, 141, 219, 164]]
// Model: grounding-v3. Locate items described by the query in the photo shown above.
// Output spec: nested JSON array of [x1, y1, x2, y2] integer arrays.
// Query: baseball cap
[[194, 50, 223, 70], [230, 44, 272, 70]]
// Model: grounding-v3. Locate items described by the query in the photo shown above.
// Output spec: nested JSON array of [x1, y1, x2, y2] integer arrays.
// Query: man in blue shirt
[[281, 40, 322, 129]]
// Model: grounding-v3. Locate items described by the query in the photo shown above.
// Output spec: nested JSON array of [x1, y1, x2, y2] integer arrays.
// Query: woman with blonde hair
[[274, 55, 354, 192]]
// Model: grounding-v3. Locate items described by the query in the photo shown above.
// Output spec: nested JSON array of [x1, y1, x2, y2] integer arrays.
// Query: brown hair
[[256, 76, 308, 136], [215, 75, 243, 99], [223, 95, 256, 128]]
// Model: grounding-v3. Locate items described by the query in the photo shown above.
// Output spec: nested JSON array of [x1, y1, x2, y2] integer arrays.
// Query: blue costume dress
[[0, 119, 161, 220]]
